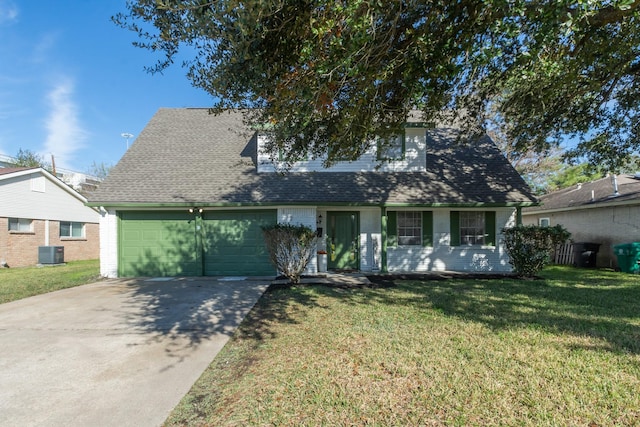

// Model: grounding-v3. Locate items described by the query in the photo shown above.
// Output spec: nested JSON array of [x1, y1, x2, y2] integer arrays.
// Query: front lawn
[[0, 259, 101, 304], [167, 266, 640, 426]]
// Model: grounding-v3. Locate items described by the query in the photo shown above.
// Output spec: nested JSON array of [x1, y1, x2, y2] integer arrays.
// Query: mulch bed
[[269, 271, 526, 291], [365, 272, 522, 287]]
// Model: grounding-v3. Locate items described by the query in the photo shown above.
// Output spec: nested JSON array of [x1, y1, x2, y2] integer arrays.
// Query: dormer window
[[377, 133, 405, 160]]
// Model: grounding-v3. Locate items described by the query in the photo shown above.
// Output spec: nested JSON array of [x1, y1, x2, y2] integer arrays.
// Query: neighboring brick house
[[88, 109, 537, 278], [0, 167, 100, 268], [522, 174, 640, 269]]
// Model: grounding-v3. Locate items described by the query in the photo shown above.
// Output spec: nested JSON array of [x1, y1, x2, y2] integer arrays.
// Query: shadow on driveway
[[0, 276, 269, 427]]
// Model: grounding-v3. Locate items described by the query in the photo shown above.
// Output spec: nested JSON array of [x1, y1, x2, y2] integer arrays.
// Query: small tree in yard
[[503, 225, 571, 278], [262, 224, 318, 285]]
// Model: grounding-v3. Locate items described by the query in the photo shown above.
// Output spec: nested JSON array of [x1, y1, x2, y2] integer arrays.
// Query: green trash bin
[[613, 243, 640, 273]]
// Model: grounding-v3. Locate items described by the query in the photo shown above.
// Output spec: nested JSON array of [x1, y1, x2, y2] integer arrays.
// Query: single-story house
[[87, 109, 537, 278], [522, 174, 640, 269], [0, 167, 100, 267]]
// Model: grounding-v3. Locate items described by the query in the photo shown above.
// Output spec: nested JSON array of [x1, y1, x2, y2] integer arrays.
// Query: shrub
[[502, 224, 571, 277], [262, 223, 318, 284]]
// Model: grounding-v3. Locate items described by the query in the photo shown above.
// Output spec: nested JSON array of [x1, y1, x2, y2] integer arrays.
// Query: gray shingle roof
[[524, 174, 640, 213], [88, 108, 537, 206]]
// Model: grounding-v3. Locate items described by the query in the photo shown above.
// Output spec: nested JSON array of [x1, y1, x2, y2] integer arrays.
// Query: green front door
[[327, 211, 360, 271]]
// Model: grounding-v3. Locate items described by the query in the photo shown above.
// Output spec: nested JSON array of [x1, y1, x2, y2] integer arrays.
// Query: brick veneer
[[0, 218, 99, 268]]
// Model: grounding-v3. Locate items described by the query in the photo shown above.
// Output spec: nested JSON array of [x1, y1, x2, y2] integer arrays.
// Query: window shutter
[[387, 211, 398, 248], [422, 211, 433, 247], [485, 211, 496, 246], [450, 211, 460, 246]]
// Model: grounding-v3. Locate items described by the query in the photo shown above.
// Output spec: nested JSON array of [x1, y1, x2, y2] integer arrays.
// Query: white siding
[[277, 207, 318, 274], [279, 206, 515, 273], [0, 172, 98, 223], [257, 128, 427, 173], [100, 209, 118, 278], [358, 208, 382, 272], [387, 208, 515, 272]]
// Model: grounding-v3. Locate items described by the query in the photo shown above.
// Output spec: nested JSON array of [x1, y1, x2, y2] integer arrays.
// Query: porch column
[[516, 207, 523, 225], [380, 206, 388, 273]]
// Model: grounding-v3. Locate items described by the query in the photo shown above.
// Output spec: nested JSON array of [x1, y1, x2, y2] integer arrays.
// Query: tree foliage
[[115, 1, 640, 168], [86, 161, 113, 180], [502, 225, 571, 277], [262, 223, 318, 285], [547, 163, 604, 191], [13, 148, 50, 169]]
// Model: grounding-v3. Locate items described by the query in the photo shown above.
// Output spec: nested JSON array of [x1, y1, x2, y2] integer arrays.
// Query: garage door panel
[[119, 212, 199, 277], [203, 210, 276, 276], [119, 210, 276, 277]]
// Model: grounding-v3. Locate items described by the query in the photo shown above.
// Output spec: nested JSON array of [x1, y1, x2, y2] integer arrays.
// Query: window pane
[[378, 134, 404, 160], [460, 212, 485, 245], [71, 222, 84, 238], [397, 211, 421, 245], [60, 222, 70, 237], [9, 218, 31, 232]]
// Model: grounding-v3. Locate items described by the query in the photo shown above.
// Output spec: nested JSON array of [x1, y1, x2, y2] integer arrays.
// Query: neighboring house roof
[[87, 108, 537, 207], [0, 167, 91, 204], [523, 174, 640, 214], [0, 167, 99, 225], [0, 167, 35, 175]]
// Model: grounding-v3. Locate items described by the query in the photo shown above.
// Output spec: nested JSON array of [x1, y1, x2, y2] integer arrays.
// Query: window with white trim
[[60, 221, 85, 238], [377, 134, 405, 160], [397, 211, 421, 245], [539, 218, 550, 227], [8, 218, 32, 232], [460, 212, 485, 245]]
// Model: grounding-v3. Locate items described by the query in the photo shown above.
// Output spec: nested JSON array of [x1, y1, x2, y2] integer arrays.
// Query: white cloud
[[0, 1, 18, 24], [43, 79, 88, 169]]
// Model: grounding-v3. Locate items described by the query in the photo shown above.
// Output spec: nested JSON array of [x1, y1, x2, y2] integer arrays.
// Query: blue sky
[[0, 0, 214, 172]]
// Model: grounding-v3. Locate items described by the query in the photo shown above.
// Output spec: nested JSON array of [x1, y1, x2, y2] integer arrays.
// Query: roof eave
[[523, 197, 640, 215]]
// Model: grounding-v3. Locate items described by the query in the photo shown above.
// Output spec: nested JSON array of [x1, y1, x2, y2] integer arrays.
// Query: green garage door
[[118, 210, 277, 277], [203, 210, 277, 276], [119, 211, 200, 277]]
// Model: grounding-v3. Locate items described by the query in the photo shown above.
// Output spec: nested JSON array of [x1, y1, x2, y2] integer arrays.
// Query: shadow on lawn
[[359, 268, 640, 355]]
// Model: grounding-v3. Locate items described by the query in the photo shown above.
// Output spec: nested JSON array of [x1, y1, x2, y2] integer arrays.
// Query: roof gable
[[88, 108, 537, 207], [0, 167, 89, 204]]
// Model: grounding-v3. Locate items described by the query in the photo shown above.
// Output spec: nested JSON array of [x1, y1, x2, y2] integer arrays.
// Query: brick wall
[[48, 222, 100, 262], [0, 217, 99, 268]]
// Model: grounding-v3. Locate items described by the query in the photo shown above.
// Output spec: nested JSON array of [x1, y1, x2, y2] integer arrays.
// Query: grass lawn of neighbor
[[0, 259, 101, 304]]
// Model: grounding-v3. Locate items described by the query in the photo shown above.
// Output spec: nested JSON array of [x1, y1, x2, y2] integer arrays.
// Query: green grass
[[166, 266, 640, 426], [0, 259, 101, 304]]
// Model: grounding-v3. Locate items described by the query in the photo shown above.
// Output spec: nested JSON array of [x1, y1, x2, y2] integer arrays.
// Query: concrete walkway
[[0, 277, 269, 427]]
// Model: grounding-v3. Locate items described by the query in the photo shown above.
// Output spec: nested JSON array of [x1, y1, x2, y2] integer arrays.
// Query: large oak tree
[[115, 1, 640, 169]]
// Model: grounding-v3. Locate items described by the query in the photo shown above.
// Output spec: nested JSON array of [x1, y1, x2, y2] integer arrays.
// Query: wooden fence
[[553, 243, 575, 266]]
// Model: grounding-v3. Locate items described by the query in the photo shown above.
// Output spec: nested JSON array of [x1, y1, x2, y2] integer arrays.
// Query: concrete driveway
[[0, 277, 269, 427]]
